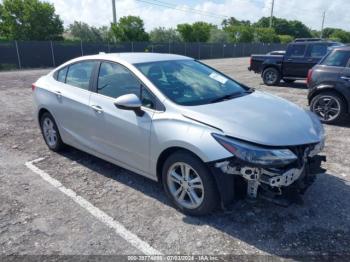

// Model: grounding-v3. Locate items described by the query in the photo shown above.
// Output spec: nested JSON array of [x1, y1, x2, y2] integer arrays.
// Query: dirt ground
[[1, 57, 350, 259]]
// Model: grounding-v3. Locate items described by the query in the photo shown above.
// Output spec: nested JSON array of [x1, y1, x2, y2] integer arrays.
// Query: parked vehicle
[[249, 40, 341, 85], [33, 53, 326, 215], [308, 46, 350, 124]]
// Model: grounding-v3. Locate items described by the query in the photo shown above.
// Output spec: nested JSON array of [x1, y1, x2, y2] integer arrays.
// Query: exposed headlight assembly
[[212, 134, 297, 167]]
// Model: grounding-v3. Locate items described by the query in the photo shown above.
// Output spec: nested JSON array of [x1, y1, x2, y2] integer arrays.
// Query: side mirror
[[114, 94, 144, 116]]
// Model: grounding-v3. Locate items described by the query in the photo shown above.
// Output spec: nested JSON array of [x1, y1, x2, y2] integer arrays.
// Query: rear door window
[[309, 44, 328, 58], [66, 61, 97, 90], [321, 50, 350, 67], [287, 44, 306, 57]]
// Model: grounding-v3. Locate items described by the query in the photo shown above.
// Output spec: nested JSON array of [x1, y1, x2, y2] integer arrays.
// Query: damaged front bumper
[[212, 146, 326, 207]]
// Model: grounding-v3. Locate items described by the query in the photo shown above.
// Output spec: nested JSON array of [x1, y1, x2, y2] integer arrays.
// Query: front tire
[[40, 112, 65, 151], [262, 67, 281, 86], [162, 151, 219, 216], [310, 91, 347, 124]]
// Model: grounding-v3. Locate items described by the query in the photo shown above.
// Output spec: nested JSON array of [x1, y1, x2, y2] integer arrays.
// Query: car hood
[[180, 91, 323, 146]]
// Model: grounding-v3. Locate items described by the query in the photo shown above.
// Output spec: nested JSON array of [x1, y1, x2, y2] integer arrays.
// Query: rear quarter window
[[321, 50, 350, 67], [56, 67, 68, 83], [309, 44, 328, 58]]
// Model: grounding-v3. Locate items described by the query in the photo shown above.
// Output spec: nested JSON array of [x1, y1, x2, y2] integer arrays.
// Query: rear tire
[[310, 91, 347, 124], [40, 112, 65, 151], [162, 151, 219, 216], [262, 67, 281, 86]]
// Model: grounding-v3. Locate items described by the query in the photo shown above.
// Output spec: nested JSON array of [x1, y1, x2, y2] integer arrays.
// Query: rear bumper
[[248, 66, 261, 74], [210, 154, 326, 208]]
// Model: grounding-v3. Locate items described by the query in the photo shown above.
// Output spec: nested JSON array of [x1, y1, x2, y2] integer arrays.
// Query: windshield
[[134, 60, 248, 106]]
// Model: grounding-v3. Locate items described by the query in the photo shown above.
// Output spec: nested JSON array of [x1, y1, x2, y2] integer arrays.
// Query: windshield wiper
[[209, 92, 244, 103]]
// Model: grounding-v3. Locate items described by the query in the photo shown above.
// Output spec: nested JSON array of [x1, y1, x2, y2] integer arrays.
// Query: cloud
[[46, 0, 349, 31], [272, 0, 350, 31]]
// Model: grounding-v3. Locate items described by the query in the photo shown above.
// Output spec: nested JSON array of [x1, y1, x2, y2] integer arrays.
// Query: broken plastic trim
[[215, 145, 326, 200], [215, 161, 305, 198]]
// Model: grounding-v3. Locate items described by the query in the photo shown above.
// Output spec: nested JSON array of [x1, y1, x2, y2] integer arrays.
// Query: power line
[[135, 0, 227, 19], [134, 0, 228, 19], [267, 1, 332, 31], [273, 1, 318, 14], [151, 0, 227, 18]]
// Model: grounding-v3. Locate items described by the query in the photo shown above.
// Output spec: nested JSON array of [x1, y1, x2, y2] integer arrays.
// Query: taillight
[[31, 83, 36, 91], [306, 69, 313, 86]]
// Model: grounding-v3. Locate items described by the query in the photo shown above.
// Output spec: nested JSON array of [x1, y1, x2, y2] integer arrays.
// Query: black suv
[[249, 40, 341, 85], [308, 46, 350, 124]]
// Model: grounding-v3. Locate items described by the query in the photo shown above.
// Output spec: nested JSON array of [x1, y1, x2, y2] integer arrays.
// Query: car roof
[[77, 52, 192, 64], [332, 45, 350, 51], [290, 41, 339, 45], [294, 38, 322, 42]]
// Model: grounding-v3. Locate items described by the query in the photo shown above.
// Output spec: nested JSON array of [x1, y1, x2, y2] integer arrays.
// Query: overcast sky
[[36, 0, 350, 31]]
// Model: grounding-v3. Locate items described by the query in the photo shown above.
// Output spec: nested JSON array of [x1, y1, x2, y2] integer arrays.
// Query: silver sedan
[[33, 53, 326, 215]]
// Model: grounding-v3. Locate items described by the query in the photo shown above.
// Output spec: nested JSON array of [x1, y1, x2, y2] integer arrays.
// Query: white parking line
[[25, 157, 162, 255]]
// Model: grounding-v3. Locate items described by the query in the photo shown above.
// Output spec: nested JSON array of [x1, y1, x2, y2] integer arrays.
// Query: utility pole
[[320, 11, 326, 39], [112, 0, 117, 24], [269, 0, 275, 28]]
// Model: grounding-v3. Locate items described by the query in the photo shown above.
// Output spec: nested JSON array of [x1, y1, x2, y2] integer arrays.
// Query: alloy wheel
[[265, 70, 277, 85], [42, 117, 58, 147], [167, 162, 204, 209], [312, 95, 341, 122]]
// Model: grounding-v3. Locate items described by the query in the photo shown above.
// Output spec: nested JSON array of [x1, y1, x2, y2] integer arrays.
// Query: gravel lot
[[1, 57, 350, 258]]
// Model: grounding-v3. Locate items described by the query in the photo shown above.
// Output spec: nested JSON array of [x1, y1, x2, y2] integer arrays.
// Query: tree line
[[1, 0, 350, 44]]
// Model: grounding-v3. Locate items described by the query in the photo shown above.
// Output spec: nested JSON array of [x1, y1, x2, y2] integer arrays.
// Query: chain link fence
[[0, 40, 287, 70]]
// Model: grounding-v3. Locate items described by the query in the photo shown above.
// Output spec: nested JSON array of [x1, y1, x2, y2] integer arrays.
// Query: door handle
[[287, 58, 293, 61], [341, 76, 350, 81], [54, 90, 62, 98], [307, 58, 313, 62], [91, 105, 103, 113]]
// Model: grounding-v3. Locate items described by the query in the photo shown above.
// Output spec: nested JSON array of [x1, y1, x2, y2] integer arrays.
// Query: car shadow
[[325, 120, 350, 128], [263, 81, 308, 89], [59, 147, 350, 258]]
